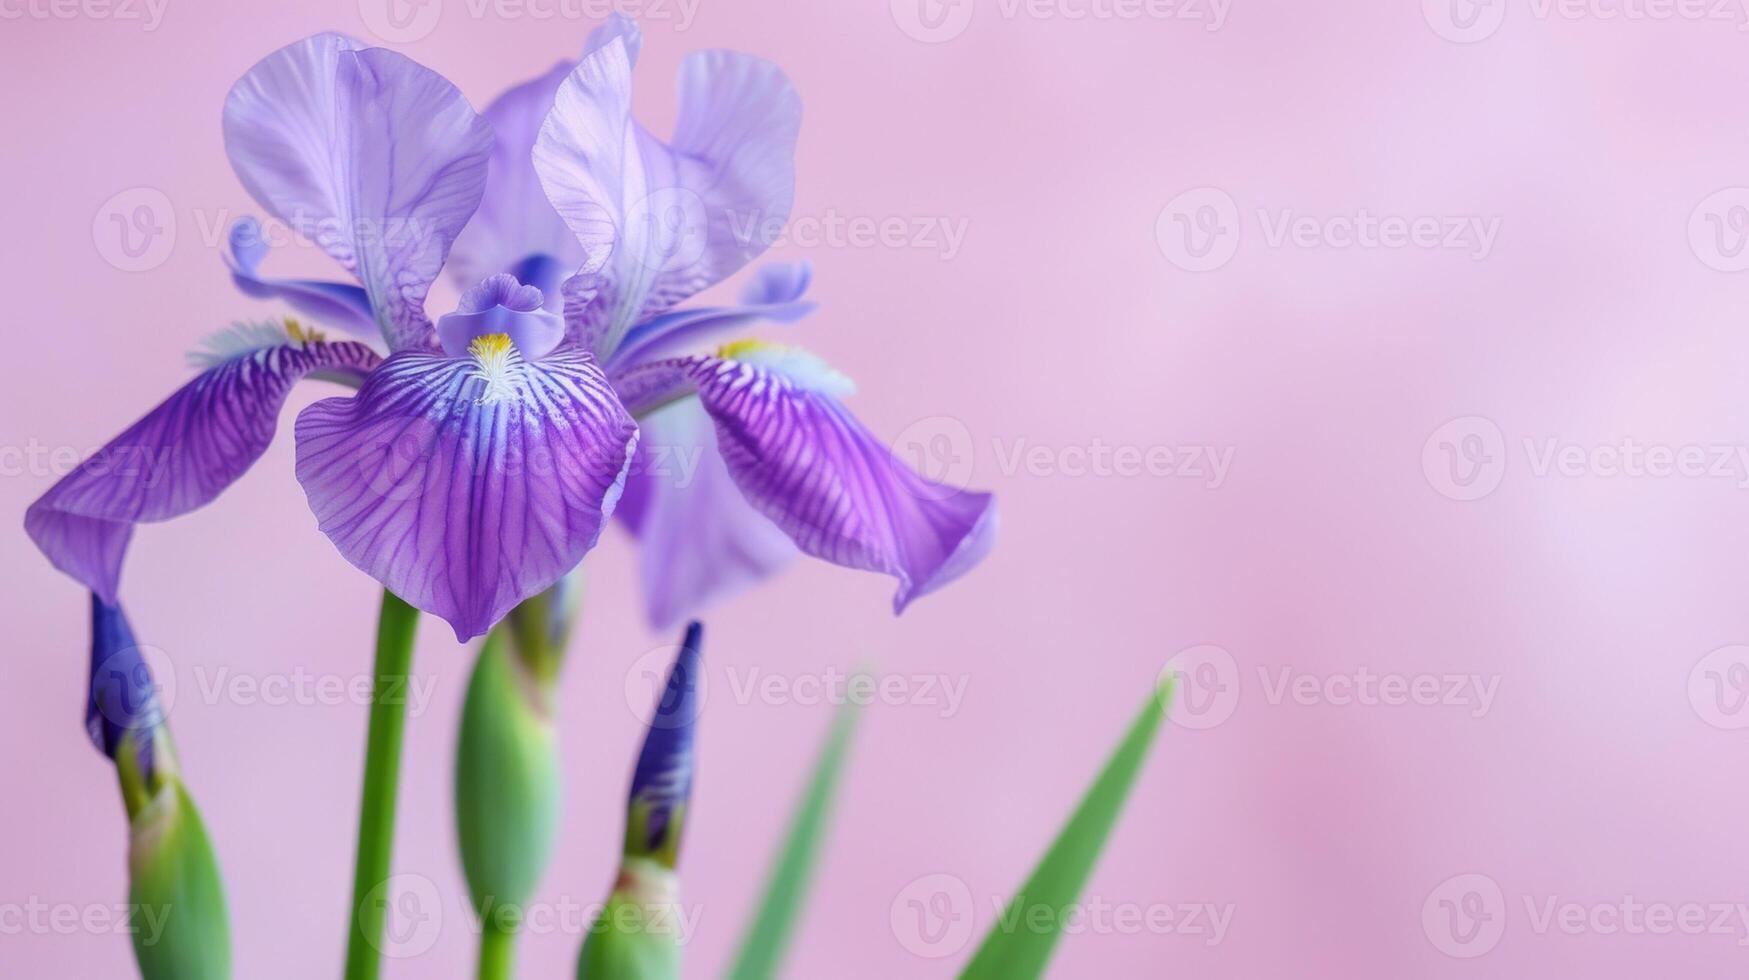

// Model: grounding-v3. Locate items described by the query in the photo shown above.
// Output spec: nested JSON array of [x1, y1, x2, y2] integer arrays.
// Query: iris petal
[[534, 27, 801, 358], [618, 398, 795, 629], [25, 339, 381, 601], [293, 347, 639, 640], [606, 262, 816, 371], [613, 355, 996, 612], [224, 217, 380, 340], [223, 34, 493, 352]]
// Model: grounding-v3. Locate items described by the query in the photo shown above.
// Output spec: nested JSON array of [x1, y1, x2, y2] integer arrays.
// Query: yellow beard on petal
[[468, 333, 521, 403]]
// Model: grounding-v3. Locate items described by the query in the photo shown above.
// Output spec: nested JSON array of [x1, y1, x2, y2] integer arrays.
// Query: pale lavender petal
[[535, 37, 801, 358], [436, 273, 565, 358], [447, 58, 582, 291], [619, 398, 795, 629], [223, 35, 493, 352], [224, 217, 380, 340], [606, 262, 816, 370], [293, 347, 639, 640], [25, 339, 382, 601]]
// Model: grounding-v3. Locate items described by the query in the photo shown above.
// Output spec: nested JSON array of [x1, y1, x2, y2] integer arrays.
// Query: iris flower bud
[[88, 595, 231, 980], [578, 622, 703, 980], [455, 573, 581, 932]]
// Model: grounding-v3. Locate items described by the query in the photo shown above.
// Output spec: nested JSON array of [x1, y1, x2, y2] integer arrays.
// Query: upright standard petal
[[223, 35, 493, 351], [25, 337, 381, 601], [534, 34, 801, 358], [615, 352, 996, 612], [293, 347, 639, 640], [617, 399, 795, 629], [447, 59, 582, 294]]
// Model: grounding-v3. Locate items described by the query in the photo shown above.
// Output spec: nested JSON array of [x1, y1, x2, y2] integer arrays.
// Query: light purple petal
[[223, 35, 493, 352], [534, 36, 801, 358], [606, 262, 816, 370], [224, 217, 381, 340], [619, 398, 795, 629], [25, 339, 382, 601], [615, 355, 996, 611], [447, 59, 582, 292], [293, 346, 639, 640]]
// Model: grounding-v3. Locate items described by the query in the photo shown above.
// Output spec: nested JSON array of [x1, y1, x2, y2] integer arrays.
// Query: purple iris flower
[[26, 17, 996, 642]]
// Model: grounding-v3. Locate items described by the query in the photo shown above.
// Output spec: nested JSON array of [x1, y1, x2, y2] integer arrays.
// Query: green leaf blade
[[725, 695, 864, 980], [958, 675, 1175, 980]]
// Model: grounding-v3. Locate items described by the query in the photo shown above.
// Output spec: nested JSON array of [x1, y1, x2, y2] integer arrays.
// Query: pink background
[[6, 0, 1749, 976]]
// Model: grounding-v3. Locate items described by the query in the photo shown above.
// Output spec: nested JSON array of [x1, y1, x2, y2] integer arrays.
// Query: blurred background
[[6, 0, 1749, 975]]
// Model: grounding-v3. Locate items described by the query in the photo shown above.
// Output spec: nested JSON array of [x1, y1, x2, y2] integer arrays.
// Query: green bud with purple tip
[[90, 595, 231, 980], [578, 622, 703, 980], [455, 573, 579, 951]]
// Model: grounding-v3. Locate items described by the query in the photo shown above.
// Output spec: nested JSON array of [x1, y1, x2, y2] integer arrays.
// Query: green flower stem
[[478, 919, 516, 980], [343, 590, 421, 980]]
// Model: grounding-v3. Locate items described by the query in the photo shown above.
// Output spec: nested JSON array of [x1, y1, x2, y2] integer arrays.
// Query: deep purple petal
[[223, 217, 380, 340], [606, 262, 817, 370], [25, 339, 382, 601], [620, 399, 795, 629], [293, 346, 639, 640], [223, 35, 493, 352], [688, 356, 996, 611], [534, 35, 801, 357]]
